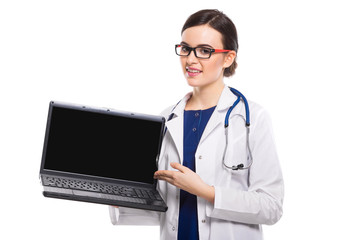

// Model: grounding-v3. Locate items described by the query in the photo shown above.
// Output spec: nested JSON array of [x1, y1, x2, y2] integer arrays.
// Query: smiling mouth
[[186, 67, 202, 73]]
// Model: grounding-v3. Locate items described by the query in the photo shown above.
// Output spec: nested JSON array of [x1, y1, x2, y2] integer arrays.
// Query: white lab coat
[[109, 86, 284, 240]]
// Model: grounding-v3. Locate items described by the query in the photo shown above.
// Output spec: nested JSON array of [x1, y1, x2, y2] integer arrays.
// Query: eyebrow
[[180, 41, 214, 48]]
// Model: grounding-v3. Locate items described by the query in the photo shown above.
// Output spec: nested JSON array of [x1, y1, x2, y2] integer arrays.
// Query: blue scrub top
[[178, 106, 216, 240]]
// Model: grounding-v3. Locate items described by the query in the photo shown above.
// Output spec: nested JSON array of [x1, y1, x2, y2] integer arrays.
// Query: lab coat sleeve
[[109, 206, 161, 225], [209, 109, 284, 225]]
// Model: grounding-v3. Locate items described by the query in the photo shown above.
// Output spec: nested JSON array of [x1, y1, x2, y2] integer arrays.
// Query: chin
[[186, 77, 203, 88]]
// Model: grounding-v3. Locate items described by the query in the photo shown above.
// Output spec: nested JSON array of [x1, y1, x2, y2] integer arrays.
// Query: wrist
[[198, 184, 215, 204]]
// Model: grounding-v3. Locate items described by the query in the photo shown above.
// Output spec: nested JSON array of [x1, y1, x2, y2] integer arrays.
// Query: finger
[[170, 162, 188, 173], [155, 175, 175, 185], [154, 170, 175, 179]]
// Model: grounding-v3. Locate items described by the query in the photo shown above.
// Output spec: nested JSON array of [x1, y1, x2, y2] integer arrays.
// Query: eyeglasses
[[175, 44, 231, 59]]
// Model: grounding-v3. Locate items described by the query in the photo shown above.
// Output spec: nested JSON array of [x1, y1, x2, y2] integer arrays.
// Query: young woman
[[110, 9, 284, 240]]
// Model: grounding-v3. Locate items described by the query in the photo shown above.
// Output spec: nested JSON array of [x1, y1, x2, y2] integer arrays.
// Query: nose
[[186, 49, 198, 65]]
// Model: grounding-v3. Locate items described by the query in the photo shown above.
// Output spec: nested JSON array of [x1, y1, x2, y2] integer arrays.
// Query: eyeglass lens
[[176, 45, 212, 59]]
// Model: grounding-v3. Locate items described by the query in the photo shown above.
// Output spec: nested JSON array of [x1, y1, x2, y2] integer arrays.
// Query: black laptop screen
[[43, 105, 163, 185]]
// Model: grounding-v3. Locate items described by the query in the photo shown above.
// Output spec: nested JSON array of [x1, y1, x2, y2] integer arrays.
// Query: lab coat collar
[[199, 86, 242, 144], [169, 85, 239, 116], [165, 86, 242, 162], [217, 85, 241, 112]]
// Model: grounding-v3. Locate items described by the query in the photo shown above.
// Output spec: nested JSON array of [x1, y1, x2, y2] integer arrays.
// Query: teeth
[[186, 67, 201, 73]]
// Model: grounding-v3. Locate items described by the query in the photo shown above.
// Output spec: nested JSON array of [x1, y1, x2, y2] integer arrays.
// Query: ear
[[223, 51, 237, 68]]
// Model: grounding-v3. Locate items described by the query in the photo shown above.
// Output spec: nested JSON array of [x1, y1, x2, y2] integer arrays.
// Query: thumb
[[170, 162, 188, 173]]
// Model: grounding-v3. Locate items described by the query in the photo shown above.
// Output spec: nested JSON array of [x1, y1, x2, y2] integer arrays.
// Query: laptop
[[39, 101, 168, 212]]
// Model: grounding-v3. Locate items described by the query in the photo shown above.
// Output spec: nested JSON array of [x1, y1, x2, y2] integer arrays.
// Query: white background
[[1, 0, 359, 239]]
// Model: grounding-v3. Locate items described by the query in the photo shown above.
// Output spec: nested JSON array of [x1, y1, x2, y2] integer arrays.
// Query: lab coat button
[[199, 155, 202, 159], [172, 226, 176, 231], [202, 219, 206, 223]]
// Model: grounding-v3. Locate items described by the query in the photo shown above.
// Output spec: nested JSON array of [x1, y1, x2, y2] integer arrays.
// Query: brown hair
[[181, 9, 238, 77]]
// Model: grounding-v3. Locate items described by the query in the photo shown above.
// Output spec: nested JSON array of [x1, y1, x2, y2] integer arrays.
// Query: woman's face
[[180, 24, 234, 89]]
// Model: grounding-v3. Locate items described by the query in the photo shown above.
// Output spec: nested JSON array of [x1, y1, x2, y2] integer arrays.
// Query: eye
[[181, 46, 191, 53], [199, 47, 211, 54]]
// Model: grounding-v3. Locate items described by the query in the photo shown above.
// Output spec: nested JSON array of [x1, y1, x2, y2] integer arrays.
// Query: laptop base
[[43, 191, 167, 212]]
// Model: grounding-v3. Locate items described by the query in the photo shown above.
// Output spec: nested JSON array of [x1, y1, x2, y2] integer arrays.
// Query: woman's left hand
[[154, 162, 215, 204]]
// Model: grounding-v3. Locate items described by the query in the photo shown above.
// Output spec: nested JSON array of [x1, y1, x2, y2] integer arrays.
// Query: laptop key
[[135, 189, 143, 198], [141, 189, 150, 199]]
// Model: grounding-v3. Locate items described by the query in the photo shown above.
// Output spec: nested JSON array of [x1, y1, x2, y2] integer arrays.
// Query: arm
[[109, 206, 161, 226]]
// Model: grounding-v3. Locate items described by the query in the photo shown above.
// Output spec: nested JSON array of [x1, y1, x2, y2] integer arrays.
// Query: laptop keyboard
[[42, 176, 162, 201]]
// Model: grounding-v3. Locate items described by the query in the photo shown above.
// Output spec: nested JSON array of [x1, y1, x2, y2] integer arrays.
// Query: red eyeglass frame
[[175, 44, 231, 58]]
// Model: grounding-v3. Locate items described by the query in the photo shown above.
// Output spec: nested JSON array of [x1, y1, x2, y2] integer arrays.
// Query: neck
[[185, 81, 225, 110]]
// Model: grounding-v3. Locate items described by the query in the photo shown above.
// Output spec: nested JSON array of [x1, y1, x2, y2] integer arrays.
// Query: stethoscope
[[165, 87, 253, 171], [223, 87, 253, 170]]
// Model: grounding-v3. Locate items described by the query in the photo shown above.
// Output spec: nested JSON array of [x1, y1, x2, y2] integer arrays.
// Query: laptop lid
[[40, 101, 165, 187]]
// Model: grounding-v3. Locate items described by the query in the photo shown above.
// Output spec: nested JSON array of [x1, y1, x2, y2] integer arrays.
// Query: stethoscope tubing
[[228, 87, 250, 126], [223, 87, 253, 170]]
